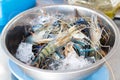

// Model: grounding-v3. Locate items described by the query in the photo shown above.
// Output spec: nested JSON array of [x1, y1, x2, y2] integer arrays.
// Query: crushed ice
[[49, 51, 92, 71], [15, 42, 35, 65]]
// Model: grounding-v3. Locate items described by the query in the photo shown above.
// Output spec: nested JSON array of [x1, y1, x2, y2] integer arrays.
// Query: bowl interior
[[4, 5, 115, 69]]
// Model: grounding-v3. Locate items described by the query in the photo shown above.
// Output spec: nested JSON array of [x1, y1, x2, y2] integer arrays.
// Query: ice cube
[[57, 51, 92, 71], [15, 42, 35, 65]]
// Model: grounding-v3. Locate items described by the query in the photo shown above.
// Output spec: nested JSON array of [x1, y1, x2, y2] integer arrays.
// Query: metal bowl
[[1, 5, 120, 80]]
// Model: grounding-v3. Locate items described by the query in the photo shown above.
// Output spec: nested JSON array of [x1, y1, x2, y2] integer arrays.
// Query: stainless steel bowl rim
[[1, 5, 120, 73]]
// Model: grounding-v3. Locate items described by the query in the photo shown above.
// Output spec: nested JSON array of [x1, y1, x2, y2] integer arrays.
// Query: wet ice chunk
[[49, 60, 62, 70], [30, 16, 51, 25], [15, 42, 35, 64], [57, 52, 92, 71]]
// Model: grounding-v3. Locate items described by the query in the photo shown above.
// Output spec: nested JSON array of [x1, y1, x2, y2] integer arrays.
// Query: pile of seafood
[[15, 10, 111, 70]]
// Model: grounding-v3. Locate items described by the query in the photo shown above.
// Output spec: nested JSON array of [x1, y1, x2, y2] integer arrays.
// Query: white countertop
[[0, 39, 11, 80]]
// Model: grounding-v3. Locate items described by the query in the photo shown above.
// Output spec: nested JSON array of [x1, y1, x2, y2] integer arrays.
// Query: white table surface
[[0, 39, 11, 80]]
